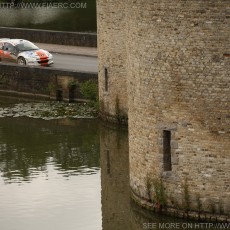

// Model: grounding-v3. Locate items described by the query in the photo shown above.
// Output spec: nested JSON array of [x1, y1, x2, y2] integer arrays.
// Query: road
[[51, 53, 98, 73]]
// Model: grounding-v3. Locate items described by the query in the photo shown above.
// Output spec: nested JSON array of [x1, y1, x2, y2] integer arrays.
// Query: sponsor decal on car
[[0, 38, 53, 66]]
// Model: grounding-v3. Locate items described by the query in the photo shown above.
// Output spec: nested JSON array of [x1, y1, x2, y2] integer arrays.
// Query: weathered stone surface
[[97, 0, 128, 122], [97, 0, 230, 218]]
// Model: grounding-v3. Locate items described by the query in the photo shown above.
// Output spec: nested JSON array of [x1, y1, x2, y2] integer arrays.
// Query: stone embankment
[[0, 36, 98, 101], [0, 63, 97, 102]]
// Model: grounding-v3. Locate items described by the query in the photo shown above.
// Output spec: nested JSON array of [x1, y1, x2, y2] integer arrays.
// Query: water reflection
[[100, 124, 205, 230], [0, 100, 205, 230], [100, 124, 131, 230], [0, 117, 101, 230], [0, 117, 100, 183]]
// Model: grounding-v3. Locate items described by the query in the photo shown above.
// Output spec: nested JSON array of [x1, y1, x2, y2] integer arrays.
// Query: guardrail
[[0, 27, 97, 47]]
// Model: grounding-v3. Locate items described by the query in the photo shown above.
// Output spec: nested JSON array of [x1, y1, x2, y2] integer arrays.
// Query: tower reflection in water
[[100, 124, 192, 230], [100, 124, 131, 230]]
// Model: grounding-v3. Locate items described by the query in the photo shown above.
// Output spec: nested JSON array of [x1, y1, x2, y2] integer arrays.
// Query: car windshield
[[15, 40, 39, 52]]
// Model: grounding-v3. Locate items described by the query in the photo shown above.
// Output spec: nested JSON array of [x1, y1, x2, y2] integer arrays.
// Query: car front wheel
[[17, 57, 26, 65]]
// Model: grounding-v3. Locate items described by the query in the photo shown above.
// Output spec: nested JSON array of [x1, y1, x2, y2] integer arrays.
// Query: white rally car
[[0, 38, 53, 66]]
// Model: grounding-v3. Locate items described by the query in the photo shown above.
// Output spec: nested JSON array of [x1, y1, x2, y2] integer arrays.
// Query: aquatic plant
[[182, 178, 190, 213], [115, 96, 128, 124], [0, 101, 98, 120], [196, 194, 203, 214], [146, 175, 167, 212], [152, 177, 167, 211]]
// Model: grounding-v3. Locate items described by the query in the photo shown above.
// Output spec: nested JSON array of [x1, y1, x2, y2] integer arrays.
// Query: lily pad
[[0, 101, 98, 120]]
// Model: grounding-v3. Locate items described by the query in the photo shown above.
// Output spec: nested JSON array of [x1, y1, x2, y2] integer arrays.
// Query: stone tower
[[97, 0, 230, 219], [97, 0, 128, 123]]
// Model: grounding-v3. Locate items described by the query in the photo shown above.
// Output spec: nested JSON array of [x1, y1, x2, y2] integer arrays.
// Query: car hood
[[19, 49, 51, 59]]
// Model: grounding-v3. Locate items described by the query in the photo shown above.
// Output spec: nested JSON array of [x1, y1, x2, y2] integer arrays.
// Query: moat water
[[0, 97, 213, 230]]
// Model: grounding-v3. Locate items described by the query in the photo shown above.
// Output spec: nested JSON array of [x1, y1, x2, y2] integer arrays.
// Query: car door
[[2, 43, 17, 63], [0, 42, 4, 61]]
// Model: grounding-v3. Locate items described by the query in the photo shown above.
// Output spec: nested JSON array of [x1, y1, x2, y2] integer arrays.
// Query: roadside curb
[[36, 43, 98, 58], [50, 51, 98, 58]]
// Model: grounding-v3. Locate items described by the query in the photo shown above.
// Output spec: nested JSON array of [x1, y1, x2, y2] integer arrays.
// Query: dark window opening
[[104, 67, 108, 92], [163, 130, 172, 171], [56, 89, 63, 101], [106, 150, 110, 174], [69, 86, 76, 103]]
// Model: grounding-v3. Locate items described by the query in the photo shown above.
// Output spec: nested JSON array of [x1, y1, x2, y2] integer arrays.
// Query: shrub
[[80, 80, 98, 101]]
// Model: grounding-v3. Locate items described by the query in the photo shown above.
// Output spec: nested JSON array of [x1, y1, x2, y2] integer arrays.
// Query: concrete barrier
[[0, 63, 98, 102], [0, 27, 97, 47]]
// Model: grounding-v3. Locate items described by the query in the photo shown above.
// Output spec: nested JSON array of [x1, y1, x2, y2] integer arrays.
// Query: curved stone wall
[[98, 0, 230, 219], [97, 0, 128, 123]]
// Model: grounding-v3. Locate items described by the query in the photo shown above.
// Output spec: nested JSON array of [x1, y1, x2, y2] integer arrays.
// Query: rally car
[[0, 38, 53, 66]]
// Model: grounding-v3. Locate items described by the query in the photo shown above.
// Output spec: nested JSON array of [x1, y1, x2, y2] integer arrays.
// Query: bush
[[80, 80, 98, 101]]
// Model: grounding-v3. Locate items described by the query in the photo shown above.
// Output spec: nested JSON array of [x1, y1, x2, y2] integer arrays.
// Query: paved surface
[[36, 43, 98, 72], [1, 43, 98, 72], [52, 53, 98, 73]]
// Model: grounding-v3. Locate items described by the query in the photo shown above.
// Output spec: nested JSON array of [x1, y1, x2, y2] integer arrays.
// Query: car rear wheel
[[17, 57, 26, 65]]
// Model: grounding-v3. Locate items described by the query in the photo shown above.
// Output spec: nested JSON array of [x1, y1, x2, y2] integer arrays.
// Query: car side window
[[3, 43, 9, 51], [4, 43, 16, 53]]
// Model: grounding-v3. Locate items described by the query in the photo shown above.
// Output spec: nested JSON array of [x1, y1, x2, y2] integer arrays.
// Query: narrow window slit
[[56, 89, 63, 101], [106, 150, 110, 174], [163, 130, 172, 171], [104, 67, 108, 92]]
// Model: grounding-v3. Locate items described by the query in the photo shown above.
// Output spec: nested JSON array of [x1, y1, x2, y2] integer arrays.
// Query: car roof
[[0, 39, 30, 46], [0, 38, 10, 43]]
